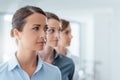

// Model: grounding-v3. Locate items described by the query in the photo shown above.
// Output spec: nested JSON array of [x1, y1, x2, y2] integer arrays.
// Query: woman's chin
[[37, 47, 44, 51]]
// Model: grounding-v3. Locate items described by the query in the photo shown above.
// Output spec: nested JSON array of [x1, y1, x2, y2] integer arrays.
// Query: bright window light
[[2, 14, 16, 62], [4, 14, 12, 22], [68, 21, 81, 57]]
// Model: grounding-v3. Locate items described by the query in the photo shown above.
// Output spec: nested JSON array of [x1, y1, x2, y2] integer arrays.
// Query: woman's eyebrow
[[48, 26, 56, 29], [33, 24, 41, 27]]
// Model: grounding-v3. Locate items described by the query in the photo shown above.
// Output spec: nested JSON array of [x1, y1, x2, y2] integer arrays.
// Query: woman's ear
[[13, 29, 21, 40]]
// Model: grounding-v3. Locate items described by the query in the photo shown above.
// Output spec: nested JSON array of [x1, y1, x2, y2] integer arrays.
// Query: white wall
[[94, 11, 113, 80], [93, 6, 120, 80], [110, 6, 120, 80], [56, 7, 120, 80], [0, 16, 4, 63]]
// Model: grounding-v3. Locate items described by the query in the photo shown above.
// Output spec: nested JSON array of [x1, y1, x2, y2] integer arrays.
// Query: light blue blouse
[[0, 53, 61, 80]]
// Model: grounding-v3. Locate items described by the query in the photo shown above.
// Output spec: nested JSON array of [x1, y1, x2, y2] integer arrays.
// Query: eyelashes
[[32, 27, 39, 31], [32, 25, 48, 32], [47, 29, 55, 33], [44, 25, 48, 31]]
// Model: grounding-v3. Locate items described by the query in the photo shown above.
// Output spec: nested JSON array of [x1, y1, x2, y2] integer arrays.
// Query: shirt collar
[[8, 53, 20, 71], [53, 49, 60, 59], [8, 53, 43, 72], [34, 55, 43, 73], [66, 49, 72, 57]]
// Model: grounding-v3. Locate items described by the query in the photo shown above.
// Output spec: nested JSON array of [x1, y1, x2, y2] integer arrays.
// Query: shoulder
[[42, 62, 61, 79], [43, 61, 61, 73], [60, 54, 75, 65], [54, 50, 74, 67], [0, 62, 9, 73]]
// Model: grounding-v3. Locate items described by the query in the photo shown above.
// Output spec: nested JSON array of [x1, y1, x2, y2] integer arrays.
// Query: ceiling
[[0, 0, 120, 14]]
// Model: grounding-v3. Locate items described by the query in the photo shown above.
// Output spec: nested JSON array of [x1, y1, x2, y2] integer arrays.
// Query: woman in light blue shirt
[[0, 6, 61, 80]]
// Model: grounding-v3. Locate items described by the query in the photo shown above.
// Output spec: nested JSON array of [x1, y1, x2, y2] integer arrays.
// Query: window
[[68, 21, 81, 57], [0, 14, 17, 63]]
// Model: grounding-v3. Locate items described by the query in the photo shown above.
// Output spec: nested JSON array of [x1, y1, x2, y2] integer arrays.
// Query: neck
[[39, 46, 54, 63], [55, 46, 67, 56], [16, 45, 39, 78], [16, 48, 37, 67]]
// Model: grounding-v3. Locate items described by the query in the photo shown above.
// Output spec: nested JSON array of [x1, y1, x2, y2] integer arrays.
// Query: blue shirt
[[0, 53, 61, 80]]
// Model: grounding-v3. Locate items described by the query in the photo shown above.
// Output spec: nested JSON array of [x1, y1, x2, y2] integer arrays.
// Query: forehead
[[63, 25, 71, 31], [47, 18, 60, 28], [25, 13, 46, 24]]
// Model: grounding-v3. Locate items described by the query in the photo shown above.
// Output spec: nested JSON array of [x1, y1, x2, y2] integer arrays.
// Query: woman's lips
[[36, 41, 45, 45]]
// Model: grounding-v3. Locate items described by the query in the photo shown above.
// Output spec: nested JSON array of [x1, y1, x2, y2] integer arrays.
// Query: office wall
[[110, 6, 120, 80], [0, 16, 4, 63], [56, 7, 119, 80]]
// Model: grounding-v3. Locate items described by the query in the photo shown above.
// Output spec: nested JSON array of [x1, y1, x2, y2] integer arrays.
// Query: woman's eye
[[44, 25, 48, 32], [32, 27, 39, 31], [65, 31, 69, 34], [48, 29, 55, 33], [59, 28, 61, 32]]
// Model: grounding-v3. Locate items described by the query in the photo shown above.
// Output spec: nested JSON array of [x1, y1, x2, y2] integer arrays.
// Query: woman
[[55, 19, 80, 80], [55, 19, 73, 55], [0, 6, 61, 80], [39, 12, 75, 80]]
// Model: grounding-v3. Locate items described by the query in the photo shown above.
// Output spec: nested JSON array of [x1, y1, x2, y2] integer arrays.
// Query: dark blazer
[[52, 49, 75, 80]]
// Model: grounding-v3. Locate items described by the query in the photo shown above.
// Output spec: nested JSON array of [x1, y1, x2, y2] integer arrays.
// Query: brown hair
[[45, 12, 60, 22], [60, 19, 70, 31], [11, 5, 46, 37]]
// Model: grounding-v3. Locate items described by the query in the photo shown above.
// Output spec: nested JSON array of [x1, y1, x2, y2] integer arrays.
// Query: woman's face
[[59, 25, 73, 47], [15, 13, 46, 51], [46, 19, 60, 47]]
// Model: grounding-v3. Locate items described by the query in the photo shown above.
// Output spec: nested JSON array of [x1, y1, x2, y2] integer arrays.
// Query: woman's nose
[[70, 34, 73, 39], [40, 30, 46, 39], [56, 32, 60, 40]]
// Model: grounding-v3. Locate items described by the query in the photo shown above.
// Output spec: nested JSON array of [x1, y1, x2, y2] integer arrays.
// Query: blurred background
[[0, 0, 120, 80]]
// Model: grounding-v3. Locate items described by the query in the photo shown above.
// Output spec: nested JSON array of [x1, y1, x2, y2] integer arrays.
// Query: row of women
[[0, 5, 80, 80]]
